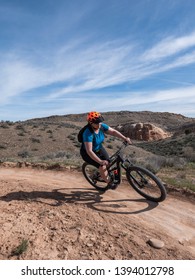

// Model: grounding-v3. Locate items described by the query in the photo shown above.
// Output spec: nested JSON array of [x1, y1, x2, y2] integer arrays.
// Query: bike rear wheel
[[126, 166, 166, 202], [82, 162, 108, 191]]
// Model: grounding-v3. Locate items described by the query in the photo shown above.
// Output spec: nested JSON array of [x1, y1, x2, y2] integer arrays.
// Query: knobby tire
[[82, 162, 108, 191], [126, 165, 167, 202]]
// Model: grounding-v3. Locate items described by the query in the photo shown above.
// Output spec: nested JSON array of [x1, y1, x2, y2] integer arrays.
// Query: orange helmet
[[87, 111, 104, 123]]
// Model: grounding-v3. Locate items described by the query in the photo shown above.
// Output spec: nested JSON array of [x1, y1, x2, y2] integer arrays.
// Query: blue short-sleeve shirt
[[83, 123, 109, 152]]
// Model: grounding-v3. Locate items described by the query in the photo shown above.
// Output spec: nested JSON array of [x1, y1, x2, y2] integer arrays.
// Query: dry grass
[[158, 163, 195, 192]]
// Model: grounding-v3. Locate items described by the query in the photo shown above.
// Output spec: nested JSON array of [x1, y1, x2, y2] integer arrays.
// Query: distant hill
[[25, 111, 194, 131], [0, 111, 194, 164]]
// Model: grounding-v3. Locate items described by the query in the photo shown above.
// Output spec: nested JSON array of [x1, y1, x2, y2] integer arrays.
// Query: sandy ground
[[0, 167, 194, 260]]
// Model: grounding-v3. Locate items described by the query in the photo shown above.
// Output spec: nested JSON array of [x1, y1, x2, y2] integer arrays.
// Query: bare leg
[[99, 165, 110, 183]]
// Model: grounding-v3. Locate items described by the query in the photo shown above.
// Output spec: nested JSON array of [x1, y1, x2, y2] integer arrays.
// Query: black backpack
[[77, 124, 94, 143]]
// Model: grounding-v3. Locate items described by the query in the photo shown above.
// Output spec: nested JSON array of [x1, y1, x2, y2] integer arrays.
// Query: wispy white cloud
[[0, 55, 51, 103], [142, 32, 195, 61], [43, 32, 195, 100], [92, 85, 195, 109], [159, 50, 195, 71], [0, 40, 135, 103]]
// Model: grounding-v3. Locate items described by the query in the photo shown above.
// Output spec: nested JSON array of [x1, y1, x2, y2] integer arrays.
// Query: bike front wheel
[[126, 166, 167, 202], [82, 162, 108, 191]]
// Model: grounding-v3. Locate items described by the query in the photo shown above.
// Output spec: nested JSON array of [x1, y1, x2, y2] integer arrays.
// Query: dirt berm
[[0, 167, 194, 260]]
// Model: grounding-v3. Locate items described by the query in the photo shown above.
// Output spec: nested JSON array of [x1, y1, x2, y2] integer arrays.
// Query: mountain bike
[[82, 142, 167, 202]]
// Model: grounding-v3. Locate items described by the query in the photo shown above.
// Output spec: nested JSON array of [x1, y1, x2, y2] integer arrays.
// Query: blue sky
[[0, 0, 195, 121]]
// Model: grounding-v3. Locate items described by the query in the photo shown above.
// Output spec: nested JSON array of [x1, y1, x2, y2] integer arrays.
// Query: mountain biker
[[80, 111, 132, 188]]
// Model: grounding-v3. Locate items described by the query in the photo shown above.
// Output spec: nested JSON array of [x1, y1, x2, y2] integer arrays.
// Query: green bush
[[11, 239, 28, 256]]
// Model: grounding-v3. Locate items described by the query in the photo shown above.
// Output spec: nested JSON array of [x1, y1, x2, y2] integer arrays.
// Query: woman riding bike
[[80, 111, 132, 189]]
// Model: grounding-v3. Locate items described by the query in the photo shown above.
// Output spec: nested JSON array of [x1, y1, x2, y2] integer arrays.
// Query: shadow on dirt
[[0, 187, 158, 215]]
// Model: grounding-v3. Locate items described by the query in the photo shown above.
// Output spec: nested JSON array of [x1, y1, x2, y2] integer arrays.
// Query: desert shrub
[[15, 124, 25, 130], [68, 135, 75, 141], [18, 150, 30, 158], [106, 137, 115, 143], [162, 156, 187, 169], [72, 132, 77, 136], [41, 151, 69, 160], [74, 143, 81, 148], [0, 145, 6, 149], [55, 151, 66, 158], [66, 154, 72, 159], [3, 120, 13, 126], [137, 156, 166, 174], [18, 132, 25, 137], [185, 129, 192, 135], [31, 148, 39, 151], [41, 154, 53, 160], [59, 123, 78, 129], [11, 239, 28, 256], [31, 137, 41, 143], [107, 144, 113, 149], [0, 122, 9, 128], [183, 147, 195, 162], [132, 155, 187, 173]]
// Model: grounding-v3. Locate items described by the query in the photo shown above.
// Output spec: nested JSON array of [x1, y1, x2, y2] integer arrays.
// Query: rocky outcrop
[[117, 123, 170, 141]]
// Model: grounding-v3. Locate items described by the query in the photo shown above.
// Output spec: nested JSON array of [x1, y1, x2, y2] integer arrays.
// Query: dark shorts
[[80, 145, 110, 168]]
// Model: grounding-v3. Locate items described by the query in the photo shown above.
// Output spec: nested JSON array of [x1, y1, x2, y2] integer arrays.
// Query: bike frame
[[108, 142, 148, 186], [107, 142, 131, 184]]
